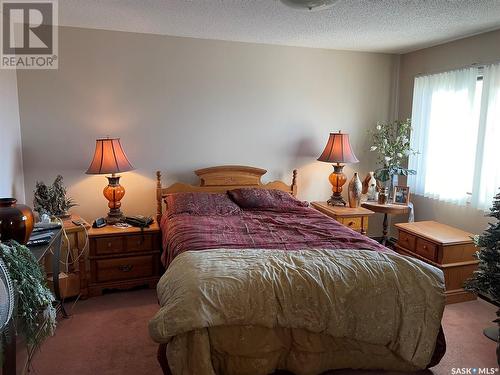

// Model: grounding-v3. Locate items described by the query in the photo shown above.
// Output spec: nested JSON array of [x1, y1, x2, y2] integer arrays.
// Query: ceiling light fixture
[[280, 0, 337, 11]]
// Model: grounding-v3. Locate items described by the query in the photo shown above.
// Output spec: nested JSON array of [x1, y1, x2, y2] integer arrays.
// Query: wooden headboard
[[155, 165, 297, 222]]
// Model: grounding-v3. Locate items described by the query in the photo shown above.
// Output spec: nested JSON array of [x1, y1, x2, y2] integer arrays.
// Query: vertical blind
[[409, 63, 500, 211]]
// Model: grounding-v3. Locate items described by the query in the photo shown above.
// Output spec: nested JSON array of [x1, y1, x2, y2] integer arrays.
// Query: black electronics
[[92, 217, 107, 228], [124, 215, 153, 228], [72, 219, 86, 226]]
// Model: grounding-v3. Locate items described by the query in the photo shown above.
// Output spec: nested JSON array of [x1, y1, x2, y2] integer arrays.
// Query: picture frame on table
[[393, 186, 410, 205]]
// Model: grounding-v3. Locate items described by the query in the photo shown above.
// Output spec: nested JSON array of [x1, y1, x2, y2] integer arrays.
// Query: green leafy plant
[[369, 119, 419, 183], [465, 189, 500, 302], [0, 241, 56, 366], [33, 175, 77, 217]]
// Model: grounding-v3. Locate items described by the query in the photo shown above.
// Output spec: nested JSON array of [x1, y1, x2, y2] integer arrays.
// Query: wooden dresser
[[394, 221, 478, 304], [87, 222, 162, 297], [311, 202, 374, 235]]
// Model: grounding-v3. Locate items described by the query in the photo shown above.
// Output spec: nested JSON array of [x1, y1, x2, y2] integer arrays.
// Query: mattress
[[152, 205, 446, 374]]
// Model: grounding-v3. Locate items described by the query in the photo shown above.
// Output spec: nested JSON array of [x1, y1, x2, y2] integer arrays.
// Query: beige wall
[[17, 27, 399, 235], [0, 69, 25, 202], [398, 29, 500, 234]]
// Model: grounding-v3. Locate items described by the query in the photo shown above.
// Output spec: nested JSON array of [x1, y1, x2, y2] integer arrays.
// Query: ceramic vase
[[348, 173, 362, 208], [0, 198, 34, 244], [366, 171, 378, 201]]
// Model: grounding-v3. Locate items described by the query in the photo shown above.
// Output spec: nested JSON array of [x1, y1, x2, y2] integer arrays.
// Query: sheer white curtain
[[471, 63, 500, 210], [408, 67, 480, 205]]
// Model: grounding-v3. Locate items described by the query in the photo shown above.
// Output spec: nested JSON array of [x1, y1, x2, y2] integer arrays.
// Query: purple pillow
[[165, 192, 241, 216], [228, 188, 308, 210]]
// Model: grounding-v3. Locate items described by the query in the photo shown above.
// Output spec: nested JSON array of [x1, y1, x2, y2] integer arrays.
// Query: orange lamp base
[[327, 164, 347, 206], [103, 175, 126, 224]]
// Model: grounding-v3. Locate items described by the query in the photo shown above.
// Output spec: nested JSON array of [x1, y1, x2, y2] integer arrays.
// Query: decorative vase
[[0, 198, 34, 244], [348, 173, 362, 208], [366, 172, 378, 201], [387, 174, 398, 199]]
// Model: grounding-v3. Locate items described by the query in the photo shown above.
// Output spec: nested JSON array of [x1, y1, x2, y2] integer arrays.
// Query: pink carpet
[[30, 289, 498, 375]]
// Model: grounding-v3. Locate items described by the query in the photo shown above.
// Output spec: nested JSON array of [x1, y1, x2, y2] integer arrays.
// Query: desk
[[361, 202, 410, 245], [2, 229, 66, 375]]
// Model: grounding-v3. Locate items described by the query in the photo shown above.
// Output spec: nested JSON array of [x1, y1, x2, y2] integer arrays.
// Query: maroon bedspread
[[161, 206, 390, 267]]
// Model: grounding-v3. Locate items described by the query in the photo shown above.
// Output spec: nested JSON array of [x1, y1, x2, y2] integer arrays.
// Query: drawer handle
[[348, 221, 355, 226], [107, 242, 112, 248], [118, 264, 133, 272], [423, 245, 427, 250]]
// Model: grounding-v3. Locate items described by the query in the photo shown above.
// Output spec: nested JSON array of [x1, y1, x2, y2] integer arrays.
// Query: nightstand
[[361, 202, 410, 245], [87, 221, 162, 297], [60, 215, 91, 299], [311, 201, 374, 235], [394, 221, 478, 304]]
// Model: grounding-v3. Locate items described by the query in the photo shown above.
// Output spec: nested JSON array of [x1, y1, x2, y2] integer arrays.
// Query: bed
[[149, 166, 446, 375]]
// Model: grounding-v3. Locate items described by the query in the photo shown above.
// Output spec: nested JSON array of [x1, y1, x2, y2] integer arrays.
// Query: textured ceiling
[[59, 0, 500, 54]]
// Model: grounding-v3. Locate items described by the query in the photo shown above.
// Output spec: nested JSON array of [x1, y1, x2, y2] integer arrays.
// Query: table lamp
[[86, 138, 134, 224], [317, 131, 359, 206]]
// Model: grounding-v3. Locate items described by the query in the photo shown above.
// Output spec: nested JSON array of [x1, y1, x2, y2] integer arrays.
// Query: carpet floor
[[30, 288, 498, 375]]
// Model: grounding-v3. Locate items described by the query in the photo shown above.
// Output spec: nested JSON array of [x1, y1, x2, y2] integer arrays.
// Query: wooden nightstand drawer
[[338, 217, 362, 230], [125, 234, 153, 252], [398, 231, 416, 251], [95, 236, 124, 255], [87, 221, 162, 297], [310, 202, 373, 236], [415, 238, 438, 261], [93, 255, 155, 283]]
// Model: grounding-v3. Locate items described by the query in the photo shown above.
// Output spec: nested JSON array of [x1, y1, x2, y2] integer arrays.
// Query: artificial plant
[[465, 189, 500, 365], [466, 189, 500, 302], [0, 241, 56, 367], [369, 119, 419, 186], [33, 175, 77, 217]]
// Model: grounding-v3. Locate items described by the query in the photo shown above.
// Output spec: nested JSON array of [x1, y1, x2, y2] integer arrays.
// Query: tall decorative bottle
[[348, 173, 362, 208]]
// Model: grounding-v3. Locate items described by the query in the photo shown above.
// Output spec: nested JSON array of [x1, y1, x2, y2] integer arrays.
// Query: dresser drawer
[[398, 231, 416, 251], [338, 217, 363, 231], [93, 255, 154, 283], [125, 234, 153, 252], [415, 238, 438, 261], [94, 236, 124, 255]]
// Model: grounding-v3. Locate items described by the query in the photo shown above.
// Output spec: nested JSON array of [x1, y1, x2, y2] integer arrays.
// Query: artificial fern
[[0, 241, 56, 362]]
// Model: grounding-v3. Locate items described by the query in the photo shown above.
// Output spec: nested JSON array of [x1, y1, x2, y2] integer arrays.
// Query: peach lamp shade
[[86, 138, 134, 175], [317, 132, 359, 164]]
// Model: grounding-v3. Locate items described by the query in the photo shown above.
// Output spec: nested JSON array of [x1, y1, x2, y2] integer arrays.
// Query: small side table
[[61, 216, 91, 299], [311, 202, 374, 235], [361, 202, 410, 245], [87, 221, 162, 297]]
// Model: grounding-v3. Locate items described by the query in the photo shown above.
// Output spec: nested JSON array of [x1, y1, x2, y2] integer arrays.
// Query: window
[[409, 63, 500, 211]]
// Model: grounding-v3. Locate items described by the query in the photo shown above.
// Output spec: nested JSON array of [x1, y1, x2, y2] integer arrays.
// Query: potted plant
[[465, 190, 500, 364], [0, 241, 56, 369], [369, 119, 418, 197], [33, 175, 77, 218]]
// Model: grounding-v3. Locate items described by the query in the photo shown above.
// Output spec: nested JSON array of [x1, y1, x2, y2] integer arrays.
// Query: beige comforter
[[149, 249, 445, 375]]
